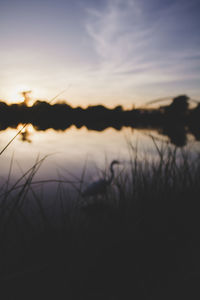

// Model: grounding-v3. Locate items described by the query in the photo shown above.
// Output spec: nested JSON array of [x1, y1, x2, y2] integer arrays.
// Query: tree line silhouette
[[0, 95, 199, 146]]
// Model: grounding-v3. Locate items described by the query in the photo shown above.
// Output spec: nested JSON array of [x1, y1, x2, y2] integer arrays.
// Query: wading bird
[[82, 160, 120, 198]]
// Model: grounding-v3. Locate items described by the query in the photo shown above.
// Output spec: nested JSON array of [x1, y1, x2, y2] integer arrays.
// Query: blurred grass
[[0, 141, 200, 300]]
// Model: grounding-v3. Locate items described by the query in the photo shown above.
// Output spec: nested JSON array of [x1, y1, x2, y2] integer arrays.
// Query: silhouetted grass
[[0, 142, 200, 300]]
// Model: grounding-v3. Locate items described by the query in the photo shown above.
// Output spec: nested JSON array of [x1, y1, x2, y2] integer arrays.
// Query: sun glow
[[9, 85, 32, 103], [3, 85, 45, 105]]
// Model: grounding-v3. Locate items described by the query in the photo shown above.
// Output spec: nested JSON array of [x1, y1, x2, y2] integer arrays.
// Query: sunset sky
[[0, 0, 200, 107]]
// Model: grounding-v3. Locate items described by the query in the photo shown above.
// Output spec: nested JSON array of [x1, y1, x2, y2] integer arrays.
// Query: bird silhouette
[[82, 160, 120, 198]]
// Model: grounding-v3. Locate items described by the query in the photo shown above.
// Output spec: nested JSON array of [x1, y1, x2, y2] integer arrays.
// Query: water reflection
[[18, 124, 34, 143], [0, 125, 199, 183], [1, 120, 199, 147], [159, 125, 187, 147]]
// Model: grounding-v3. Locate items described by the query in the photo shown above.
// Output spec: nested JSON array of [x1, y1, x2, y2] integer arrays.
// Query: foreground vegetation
[[0, 142, 200, 299]]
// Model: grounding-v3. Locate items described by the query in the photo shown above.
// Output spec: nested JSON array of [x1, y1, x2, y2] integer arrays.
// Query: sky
[[0, 0, 200, 108]]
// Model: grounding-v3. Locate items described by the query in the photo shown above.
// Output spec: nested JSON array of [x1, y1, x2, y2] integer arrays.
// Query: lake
[[0, 125, 199, 186]]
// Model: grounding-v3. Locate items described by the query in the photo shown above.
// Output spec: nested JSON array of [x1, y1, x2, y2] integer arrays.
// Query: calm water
[[0, 125, 199, 187], [0, 124, 199, 224]]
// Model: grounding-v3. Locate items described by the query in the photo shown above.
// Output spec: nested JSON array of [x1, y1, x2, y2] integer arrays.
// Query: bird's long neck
[[107, 163, 115, 184]]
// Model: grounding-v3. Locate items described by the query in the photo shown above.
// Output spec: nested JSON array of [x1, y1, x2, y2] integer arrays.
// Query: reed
[[0, 142, 200, 300]]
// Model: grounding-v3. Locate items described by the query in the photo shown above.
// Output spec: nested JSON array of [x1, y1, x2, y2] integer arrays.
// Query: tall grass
[[0, 142, 200, 299]]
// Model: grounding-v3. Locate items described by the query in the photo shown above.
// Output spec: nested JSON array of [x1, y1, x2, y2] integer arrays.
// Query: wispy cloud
[[86, 0, 150, 73], [85, 0, 200, 90], [1, 0, 199, 106]]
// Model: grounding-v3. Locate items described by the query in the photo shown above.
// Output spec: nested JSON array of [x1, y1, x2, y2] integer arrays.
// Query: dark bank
[[0, 94, 200, 147]]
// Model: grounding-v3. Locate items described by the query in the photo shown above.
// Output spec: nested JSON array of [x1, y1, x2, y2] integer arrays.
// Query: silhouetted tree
[[167, 95, 189, 115], [21, 90, 32, 106], [114, 105, 123, 112]]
